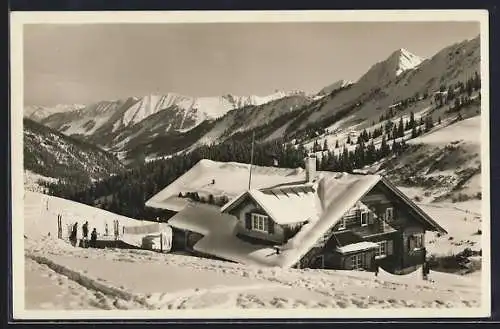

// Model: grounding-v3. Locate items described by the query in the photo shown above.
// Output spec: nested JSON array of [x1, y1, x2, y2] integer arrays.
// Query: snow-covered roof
[[221, 184, 321, 225], [336, 241, 379, 254], [145, 159, 305, 212], [167, 203, 237, 236]]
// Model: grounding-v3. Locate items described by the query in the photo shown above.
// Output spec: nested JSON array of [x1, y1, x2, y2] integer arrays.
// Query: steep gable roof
[[221, 184, 320, 225]]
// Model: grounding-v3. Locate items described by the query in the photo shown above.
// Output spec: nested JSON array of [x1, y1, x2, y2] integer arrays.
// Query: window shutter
[[368, 212, 374, 224], [387, 240, 394, 255], [245, 213, 252, 229], [267, 217, 275, 234], [408, 236, 415, 251]]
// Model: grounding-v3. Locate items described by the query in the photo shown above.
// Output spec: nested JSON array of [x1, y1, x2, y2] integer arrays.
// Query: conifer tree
[[380, 135, 389, 158], [411, 126, 417, 139], [409, 111, 415, 129], [398, 117, 404, 138]]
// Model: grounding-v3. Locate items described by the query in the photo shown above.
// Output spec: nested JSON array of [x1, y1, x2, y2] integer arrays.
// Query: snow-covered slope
[[382, 116, 481, 202]]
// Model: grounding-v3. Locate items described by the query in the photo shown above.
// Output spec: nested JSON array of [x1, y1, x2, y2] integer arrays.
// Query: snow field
[[25, 237, 481, 310]]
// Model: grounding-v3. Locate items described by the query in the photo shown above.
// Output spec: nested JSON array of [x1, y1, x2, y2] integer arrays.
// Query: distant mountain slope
[[301, 37, 479, 133], [27, 91, 302, 140], [318, 79, 353, 96], [120, 94, 314, 163], [25, 90, 304, 159], [24, 104, 85, 122], [23, 118, 124, 187]]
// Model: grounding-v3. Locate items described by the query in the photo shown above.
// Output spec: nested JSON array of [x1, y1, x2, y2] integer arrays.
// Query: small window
[[360, 211, 369, 226], [385, 207, 394, 221], [251, 213, 269, 232], [408, 233, 424, 251], [376, 240, 387, 257], [416, 234, 424, 248]]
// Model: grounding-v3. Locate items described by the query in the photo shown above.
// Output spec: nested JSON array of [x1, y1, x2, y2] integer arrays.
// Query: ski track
[[24, 257, 143, 310]]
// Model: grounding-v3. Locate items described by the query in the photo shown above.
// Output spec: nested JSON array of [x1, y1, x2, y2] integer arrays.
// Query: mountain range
[[24, 36, 481, 197]]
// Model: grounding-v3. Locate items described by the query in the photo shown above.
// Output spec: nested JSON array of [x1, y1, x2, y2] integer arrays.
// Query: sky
[[23, 21, 480, 106]]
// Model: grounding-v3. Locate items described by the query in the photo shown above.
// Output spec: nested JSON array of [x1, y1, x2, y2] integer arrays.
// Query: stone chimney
[[305, 154, 317, 183]]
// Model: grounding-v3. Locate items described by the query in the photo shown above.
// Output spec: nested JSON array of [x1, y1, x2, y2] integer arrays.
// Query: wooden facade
[[224, 181, 432, 274], [296, 182, 430, 273]]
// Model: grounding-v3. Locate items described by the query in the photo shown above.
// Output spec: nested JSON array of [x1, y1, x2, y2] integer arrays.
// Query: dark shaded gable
[[378, 177, 447, 234]]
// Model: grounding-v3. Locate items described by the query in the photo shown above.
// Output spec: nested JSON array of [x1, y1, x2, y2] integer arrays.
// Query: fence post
[[114, 220, 118, 241], [160, 233, 163, 253]]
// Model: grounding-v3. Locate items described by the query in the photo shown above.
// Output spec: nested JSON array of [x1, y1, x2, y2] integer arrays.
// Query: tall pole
[[248, 131, 255, 190]]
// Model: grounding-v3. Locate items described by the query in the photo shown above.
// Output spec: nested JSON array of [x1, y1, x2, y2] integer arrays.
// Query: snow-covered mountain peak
[[387, 48, 424, 76], [356, 47, 424, 87]]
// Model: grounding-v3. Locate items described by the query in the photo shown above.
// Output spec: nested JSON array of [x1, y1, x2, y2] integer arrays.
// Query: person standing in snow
[[70, 222, 78, 247], [82, 221, 89, 247], [90, 228, 98, 248], [105, 222, 109, 236]]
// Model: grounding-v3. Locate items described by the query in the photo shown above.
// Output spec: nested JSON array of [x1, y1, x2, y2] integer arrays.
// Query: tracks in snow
[[26, 253, 150, 310]]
